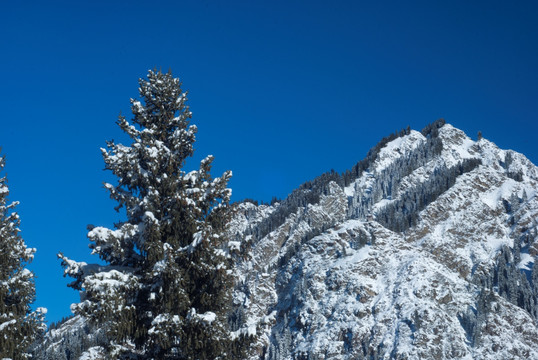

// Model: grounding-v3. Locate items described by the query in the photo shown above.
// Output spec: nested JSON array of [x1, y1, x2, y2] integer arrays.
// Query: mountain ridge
[[229, 121, 538, 359]]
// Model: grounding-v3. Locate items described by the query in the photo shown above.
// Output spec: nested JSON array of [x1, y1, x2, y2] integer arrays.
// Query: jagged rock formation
[[229, 121, 538, 359], [37, 121, 538, 359]]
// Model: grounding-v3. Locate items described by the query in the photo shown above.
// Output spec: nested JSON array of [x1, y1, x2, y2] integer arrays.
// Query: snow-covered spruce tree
[[0, 154, 45, 360], [59, 70, 245, 359]]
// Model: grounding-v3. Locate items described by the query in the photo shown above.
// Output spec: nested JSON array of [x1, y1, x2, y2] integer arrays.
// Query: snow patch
[[79, 346, 105, 360], [228, 240, 241, 251], [481, 179, 517, 209], [519, 252, 535, 271], [0, 319, 16, 331]]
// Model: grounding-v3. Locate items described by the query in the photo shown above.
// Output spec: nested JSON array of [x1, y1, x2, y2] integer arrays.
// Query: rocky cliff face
[[229, 122, 538, 359]]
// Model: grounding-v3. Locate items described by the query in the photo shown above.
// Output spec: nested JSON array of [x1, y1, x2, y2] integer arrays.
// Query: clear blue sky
[[1, 1, 537, 324]]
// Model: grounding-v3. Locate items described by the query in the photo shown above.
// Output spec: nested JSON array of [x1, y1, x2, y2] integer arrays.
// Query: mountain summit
[[229, 120, 538, 360], [36, 121, 538, 359]]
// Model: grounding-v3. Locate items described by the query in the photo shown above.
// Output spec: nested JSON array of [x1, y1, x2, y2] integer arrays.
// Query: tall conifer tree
[[60, 70, 238, 359], [0, 154, 45, 360]]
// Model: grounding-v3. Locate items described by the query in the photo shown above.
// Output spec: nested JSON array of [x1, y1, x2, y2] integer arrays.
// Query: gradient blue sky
[[1, 1, 537, 324]]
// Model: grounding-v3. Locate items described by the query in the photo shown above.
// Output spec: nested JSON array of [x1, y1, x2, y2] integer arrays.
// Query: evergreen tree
[[0, 154, 45, 360], [59, 70, 242, 359]]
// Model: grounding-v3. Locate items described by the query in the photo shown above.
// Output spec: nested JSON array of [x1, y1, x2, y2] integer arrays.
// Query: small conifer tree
[[60, 70, 242, 359], [0, 154, 45, 360]]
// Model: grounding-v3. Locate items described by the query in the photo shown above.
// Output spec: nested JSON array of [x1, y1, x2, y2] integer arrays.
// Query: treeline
[[347, 120, 446, 221], [376, 158, 482, 232]]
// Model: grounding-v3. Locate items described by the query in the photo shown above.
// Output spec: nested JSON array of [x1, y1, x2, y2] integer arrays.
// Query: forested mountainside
[[35, 120, 538, 359]]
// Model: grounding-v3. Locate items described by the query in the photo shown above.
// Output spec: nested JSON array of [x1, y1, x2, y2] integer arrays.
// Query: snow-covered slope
[[31, 315, 107, 360], [229, 121, 538, 359]]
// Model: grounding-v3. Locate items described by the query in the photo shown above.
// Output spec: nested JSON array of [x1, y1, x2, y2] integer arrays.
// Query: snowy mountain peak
[[229, 121, 538, 360]]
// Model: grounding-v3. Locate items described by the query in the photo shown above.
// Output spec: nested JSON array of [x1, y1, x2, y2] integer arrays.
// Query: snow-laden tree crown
[[0, 154, 45, 360], [59, 70, 249, 359]]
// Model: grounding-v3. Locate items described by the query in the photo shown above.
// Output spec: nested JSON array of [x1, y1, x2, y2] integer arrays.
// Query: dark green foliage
[[0, 154, 44, 360], [60, 70, 248, 359], [420, 118, 446, 138], [501, 151, 524, 182]]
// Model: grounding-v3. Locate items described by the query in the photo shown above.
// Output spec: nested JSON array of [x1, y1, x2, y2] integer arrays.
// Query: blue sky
[[1, 1, 537, 324]]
